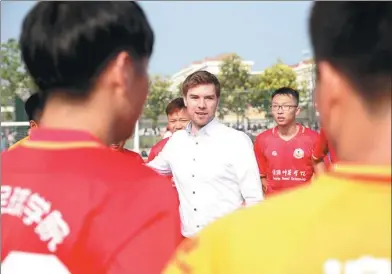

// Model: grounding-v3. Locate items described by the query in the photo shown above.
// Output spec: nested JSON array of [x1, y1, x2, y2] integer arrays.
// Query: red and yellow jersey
[[7, 136, 29, 151], [254, 124, 319, 196], [2, 128, 182, 274], [313, 128, 338, 165], [164, 164, 391, 274]]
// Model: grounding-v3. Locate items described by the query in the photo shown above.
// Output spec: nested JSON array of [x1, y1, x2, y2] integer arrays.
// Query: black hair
[[20, 2, 154, 99], [310, 2, 392, 107], [24, 93, 42, 121], [271, 87, 299, 105], [165, 97, 186, 116]]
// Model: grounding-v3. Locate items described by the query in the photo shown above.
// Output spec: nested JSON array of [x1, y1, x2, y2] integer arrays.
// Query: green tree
[[250, 61, 298, 111], [143, 75, 174, 128], [0, 38, 36, 107], [218, 53, 251, 124]]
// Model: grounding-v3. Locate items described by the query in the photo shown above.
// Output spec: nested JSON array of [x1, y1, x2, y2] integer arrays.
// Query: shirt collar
[[330, 163, 391, 183], [186, 118, 219, 136], [272, 123, 305, 136], [23, 128, 104, 150]]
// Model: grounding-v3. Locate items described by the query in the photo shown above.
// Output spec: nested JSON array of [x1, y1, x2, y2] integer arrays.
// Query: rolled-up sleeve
[[234, 133, 264, 206]]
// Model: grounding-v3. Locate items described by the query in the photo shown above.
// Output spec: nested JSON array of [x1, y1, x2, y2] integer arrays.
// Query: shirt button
[[193, 158, 196, 161], [192, 191, 196, 194], [194, 208, 197, 211], [197, 225, 200, 228], [196, 142, 199, 145], [192, 174, 195, 178]]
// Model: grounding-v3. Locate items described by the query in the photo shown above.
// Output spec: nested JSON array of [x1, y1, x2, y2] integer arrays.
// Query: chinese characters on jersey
[[271, 169, 307, 181], [1, 185, 70, 252]]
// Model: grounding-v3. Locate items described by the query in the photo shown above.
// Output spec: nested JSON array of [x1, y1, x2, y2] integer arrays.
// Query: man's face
[[184, 84, 218, 129], [316, 61, 354, 152], [271, 94, 299, 126], [110, 54, 150, 144], [167, 108, 190, 133]]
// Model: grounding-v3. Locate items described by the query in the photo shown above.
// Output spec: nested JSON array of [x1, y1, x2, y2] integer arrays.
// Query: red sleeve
[[147, 144, 159, 162], [254, 134, 268, 177], [312, 129, 328, 161], [147, 138, 169, 163]]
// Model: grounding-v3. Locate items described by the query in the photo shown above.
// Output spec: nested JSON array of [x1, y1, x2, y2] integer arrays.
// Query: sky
[[1, 1, 313, 76]]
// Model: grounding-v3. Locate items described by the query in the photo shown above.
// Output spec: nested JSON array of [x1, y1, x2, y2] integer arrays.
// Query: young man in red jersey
[[111, 140, 144, 164], [1, 2, 181, 274], [148, 97, 190, 162], [254, 87, 319, 196]]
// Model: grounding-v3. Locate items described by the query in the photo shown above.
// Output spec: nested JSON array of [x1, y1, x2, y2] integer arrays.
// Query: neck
[[277, 122, 298, 137], [342, 111, 391, 166], [191, 123, 201, 135], [40, 97, 113, 145], [191, 118, 213, 135]]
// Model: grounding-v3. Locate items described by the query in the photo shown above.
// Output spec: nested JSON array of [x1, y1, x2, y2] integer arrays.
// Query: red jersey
[[122, 149, 145, 164], [313, 128, 338, 165], [1, 128, 182, 274], [254, 125, 319, 196], [147, 137, 169, 162]]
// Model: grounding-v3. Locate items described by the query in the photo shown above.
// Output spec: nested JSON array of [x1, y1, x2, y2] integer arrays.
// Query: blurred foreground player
[[111, 140, 144, 164], [254, 87, 319, 196], [8, 92, 42, 150], [164, 2, 391, 273], [1, 2, 181, 274], [148, 97, 190, 162]]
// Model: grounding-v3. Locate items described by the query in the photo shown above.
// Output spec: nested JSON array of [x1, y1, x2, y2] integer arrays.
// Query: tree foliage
[[143, 75, 174, 128], [250, 60, 298, 111], [256, 61, 298, 91], [218, 54, 251, 121], [0, 38, 36, 106]]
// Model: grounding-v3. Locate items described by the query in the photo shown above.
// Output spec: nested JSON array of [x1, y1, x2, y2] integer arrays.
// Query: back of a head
[[19, 2, 154, 143], [20, 2, 154, 98], [165, 97, 186, 116], [310, 2, 391, 108], [309, 2, 392, 162]]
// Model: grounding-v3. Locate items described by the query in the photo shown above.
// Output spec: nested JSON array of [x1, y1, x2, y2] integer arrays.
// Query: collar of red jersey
[[272, 123, 305, 135], [331, 163, 391, 183], [21, 128, 104, 149]]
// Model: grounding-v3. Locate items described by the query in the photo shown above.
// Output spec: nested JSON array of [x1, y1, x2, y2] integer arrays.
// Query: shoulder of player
[[254, 128, 273, 143], [77, 149, 162, 188], [302, 126, 319, 141], [99, 153, 178, 206], [198, 185, 324, 255]]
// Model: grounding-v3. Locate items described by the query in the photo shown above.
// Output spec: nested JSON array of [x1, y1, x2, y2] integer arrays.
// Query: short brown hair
[[165, 97, 186, 116], [181, 70, 221, 98]]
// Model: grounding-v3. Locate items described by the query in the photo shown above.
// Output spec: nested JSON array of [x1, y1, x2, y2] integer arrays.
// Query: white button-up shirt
[[147, 119, 263, 237]]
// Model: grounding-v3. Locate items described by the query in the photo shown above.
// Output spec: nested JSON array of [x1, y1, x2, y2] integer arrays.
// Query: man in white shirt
[[147, 70, 263, 238]]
